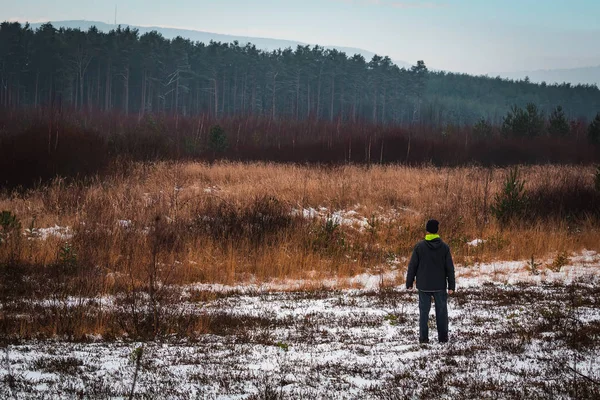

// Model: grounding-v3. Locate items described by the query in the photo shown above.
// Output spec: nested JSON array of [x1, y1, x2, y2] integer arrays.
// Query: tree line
[[1, 21, 600, 128]]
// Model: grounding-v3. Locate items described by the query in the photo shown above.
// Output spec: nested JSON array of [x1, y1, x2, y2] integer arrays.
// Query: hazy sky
[[4, 0, 600, 74]]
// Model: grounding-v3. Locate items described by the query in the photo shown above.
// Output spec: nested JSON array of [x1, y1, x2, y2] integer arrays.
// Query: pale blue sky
[[4, 0, 600, 74]]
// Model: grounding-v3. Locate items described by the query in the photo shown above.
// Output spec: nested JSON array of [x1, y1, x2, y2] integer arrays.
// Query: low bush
[[527, 176, 600, 220], [193, 196, 295, 245]]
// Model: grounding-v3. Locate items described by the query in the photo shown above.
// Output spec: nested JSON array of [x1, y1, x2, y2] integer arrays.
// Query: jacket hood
[[425, 237, 443, 250]]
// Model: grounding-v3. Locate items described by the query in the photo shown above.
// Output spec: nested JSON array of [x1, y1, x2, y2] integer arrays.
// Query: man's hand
[[448, 290, 454, 295]]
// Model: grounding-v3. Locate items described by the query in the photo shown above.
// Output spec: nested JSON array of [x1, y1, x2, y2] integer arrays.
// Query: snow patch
[[292, 206, 371, 230], [117, 219, 132, 228], [467, 238, 486, 247], [29, 225, 73, 241]]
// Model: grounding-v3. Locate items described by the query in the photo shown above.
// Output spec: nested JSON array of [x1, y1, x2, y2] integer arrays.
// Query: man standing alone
[[406, 219, 456, 343]]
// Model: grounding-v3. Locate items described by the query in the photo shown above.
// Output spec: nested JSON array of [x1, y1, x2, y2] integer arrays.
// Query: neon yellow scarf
[[425, 234, 440, 241]]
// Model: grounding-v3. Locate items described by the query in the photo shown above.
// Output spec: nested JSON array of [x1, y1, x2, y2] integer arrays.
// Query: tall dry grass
[[0, 162, 599, 298]]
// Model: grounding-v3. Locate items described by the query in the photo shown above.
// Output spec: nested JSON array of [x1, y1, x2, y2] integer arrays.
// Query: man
[[406, 219, 456, 343]]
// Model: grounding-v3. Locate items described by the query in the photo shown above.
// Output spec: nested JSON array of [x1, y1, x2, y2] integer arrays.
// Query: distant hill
[[29, 20, 412, 69], [495, 66, 600, 87]]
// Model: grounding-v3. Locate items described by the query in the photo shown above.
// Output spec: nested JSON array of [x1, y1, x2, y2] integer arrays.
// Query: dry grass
[[0, 162, 598, 296], [0, 161, 599, 340]]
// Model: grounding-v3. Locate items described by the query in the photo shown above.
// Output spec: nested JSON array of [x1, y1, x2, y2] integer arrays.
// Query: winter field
[[1, 261, 600, 399], [1, 162, 600, 398]]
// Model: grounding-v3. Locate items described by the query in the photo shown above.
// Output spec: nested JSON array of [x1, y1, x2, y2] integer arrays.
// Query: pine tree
[[208, 125, 228, 154], [473, 118, 493, 137], [548, 106, 570, 137], [502, 105, 528, 137], [525, 103, 545, 137], [502, 104, 544, 137]]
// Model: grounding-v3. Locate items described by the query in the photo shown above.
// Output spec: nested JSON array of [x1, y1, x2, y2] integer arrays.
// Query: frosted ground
[[1, 252, 600, 399], [2, 207, 600, 398]]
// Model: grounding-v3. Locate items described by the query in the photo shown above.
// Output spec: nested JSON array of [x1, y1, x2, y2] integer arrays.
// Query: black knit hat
[[426, 219, 439, 234]]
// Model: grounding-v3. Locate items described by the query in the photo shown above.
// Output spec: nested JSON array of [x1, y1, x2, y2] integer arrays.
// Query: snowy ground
[[2, 277, 600, 399], [1, 252, 599, 398]]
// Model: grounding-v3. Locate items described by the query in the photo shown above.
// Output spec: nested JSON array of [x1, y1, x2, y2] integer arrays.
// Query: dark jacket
[[406, 237, 455, 291]]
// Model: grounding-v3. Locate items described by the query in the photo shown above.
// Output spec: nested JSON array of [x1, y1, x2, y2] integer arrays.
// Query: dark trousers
[[418, 290, 448, 342]]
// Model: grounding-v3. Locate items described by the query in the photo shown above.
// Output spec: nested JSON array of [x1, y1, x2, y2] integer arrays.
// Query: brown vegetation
[[1, 162, 598, 293], [0, 161, 599, 342], [1, 109, 599, 189]]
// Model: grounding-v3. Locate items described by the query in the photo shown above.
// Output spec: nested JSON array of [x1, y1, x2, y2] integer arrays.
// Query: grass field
[[1, 161, 600, 398], [1, 282, 600, 398], [1, 162, 599, 286]]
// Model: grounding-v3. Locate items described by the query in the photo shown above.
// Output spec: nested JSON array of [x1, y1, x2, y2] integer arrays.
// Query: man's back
[[406, 236, 455, 292]]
